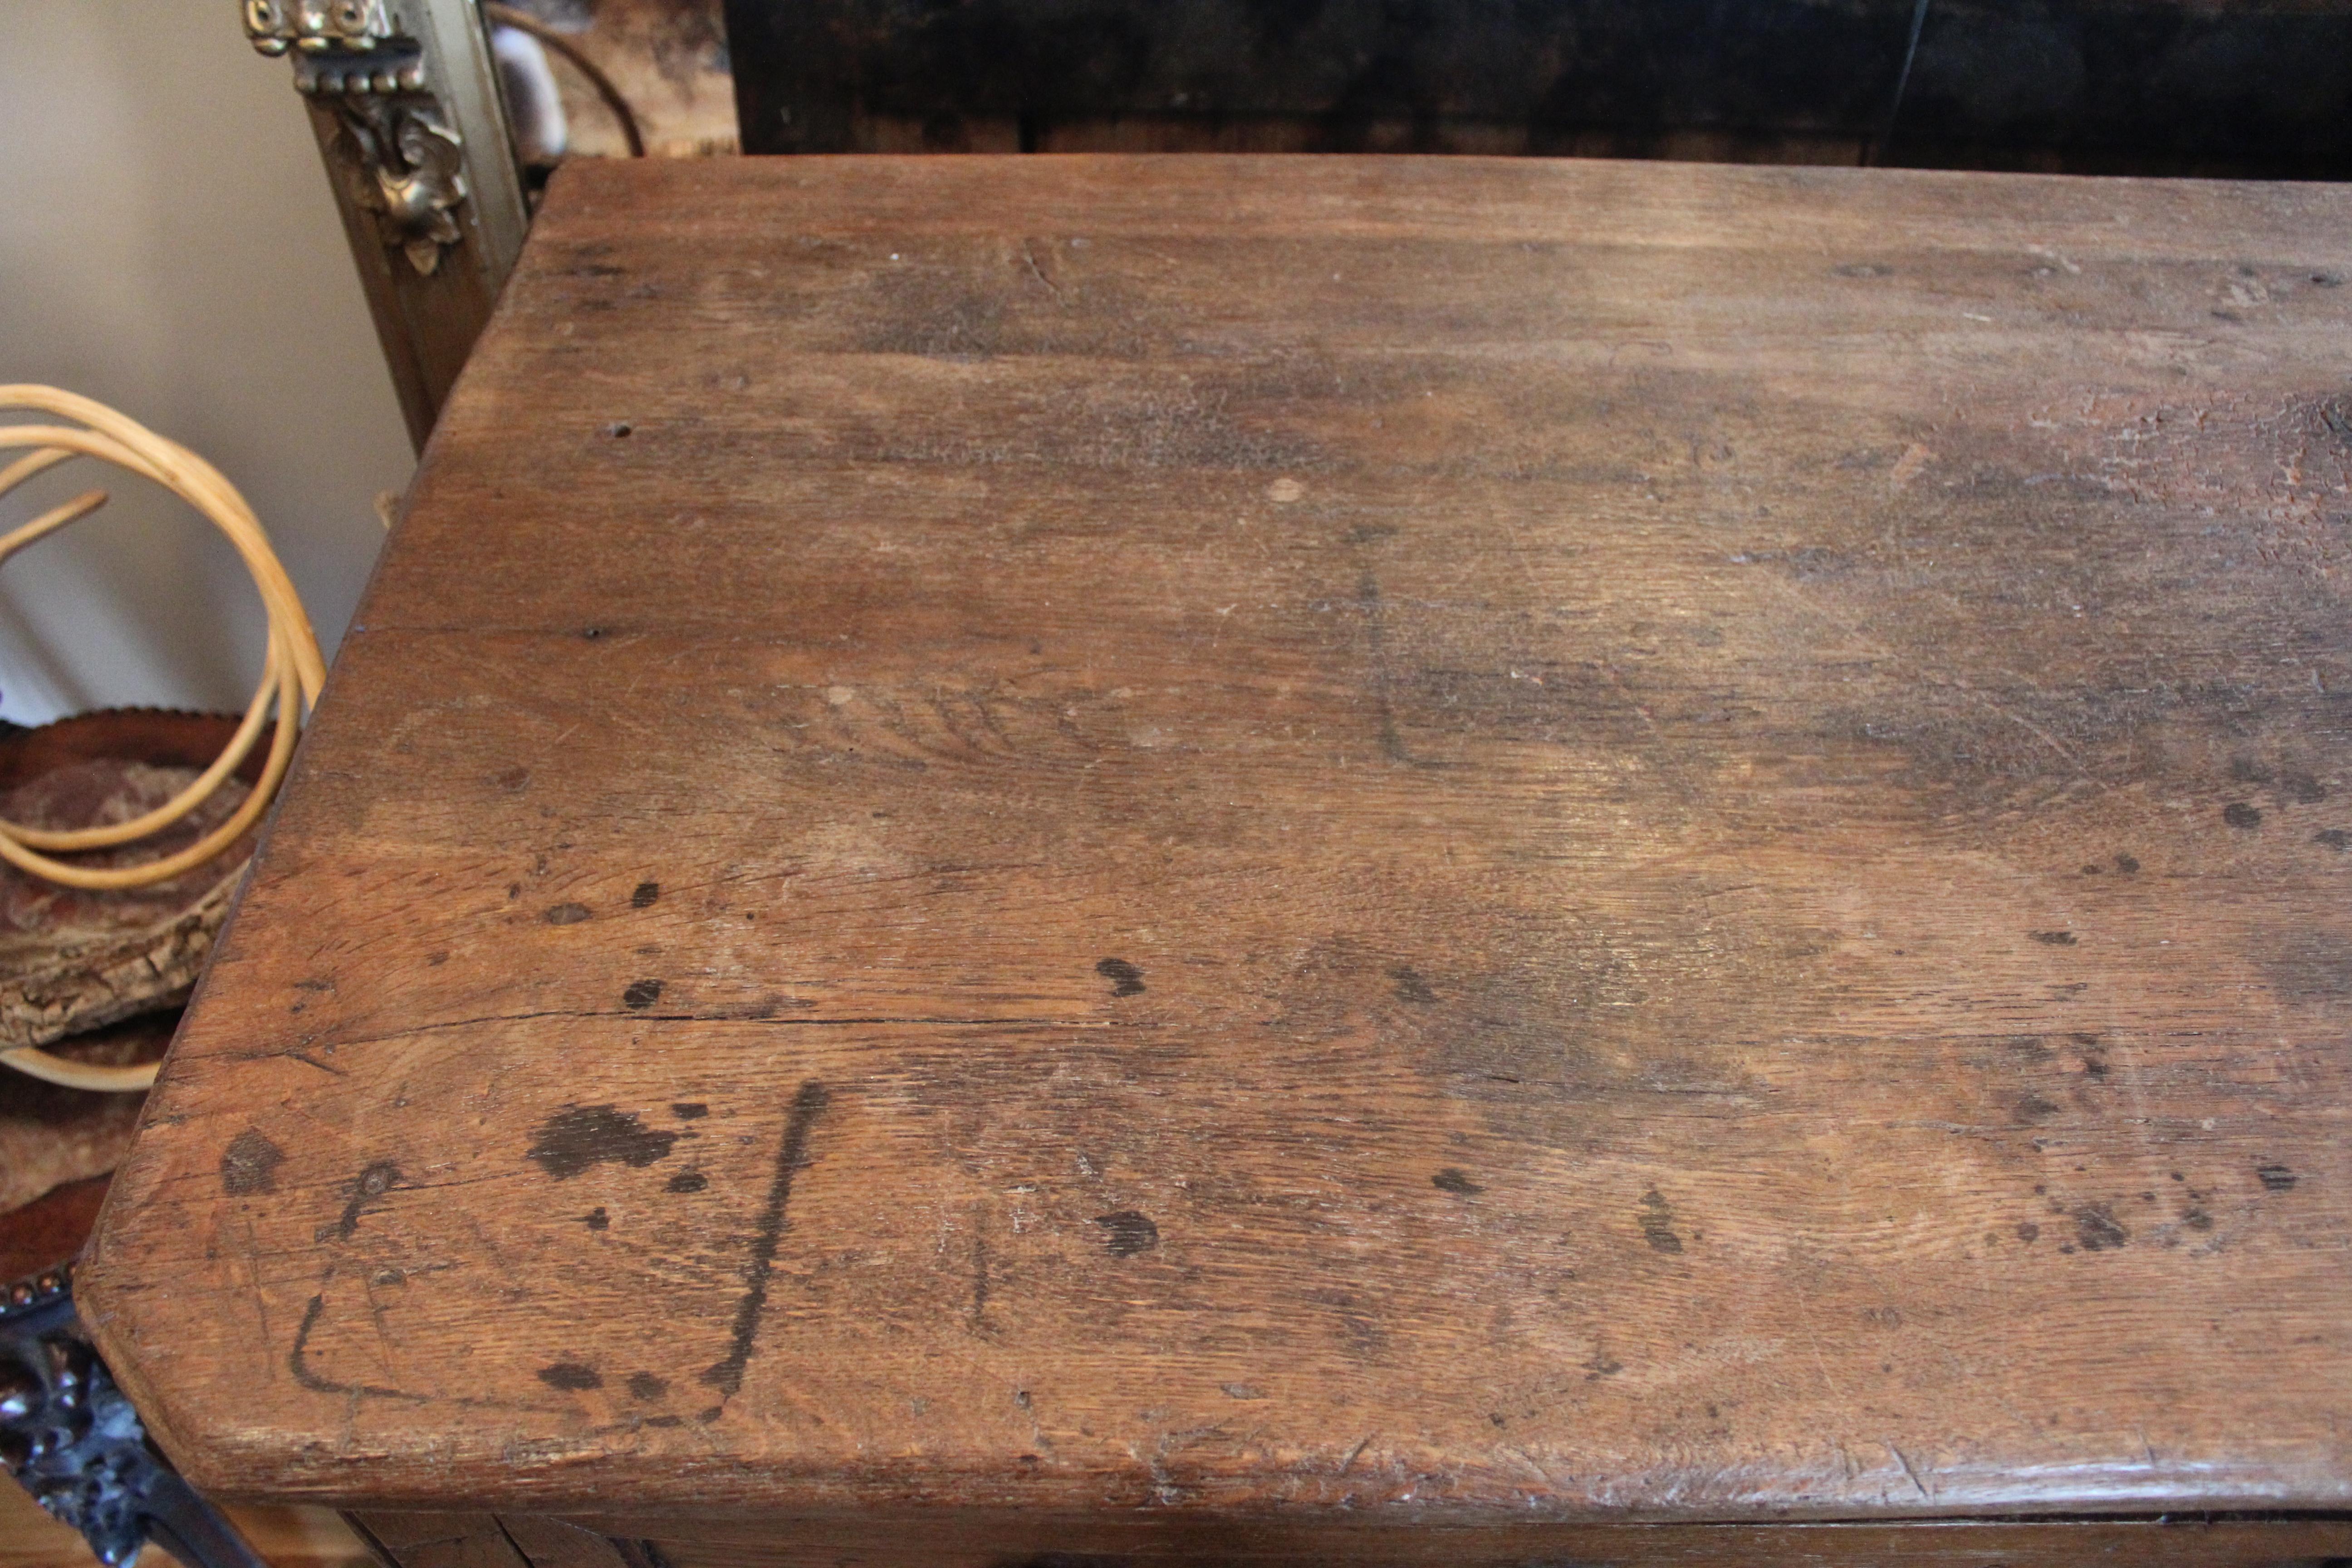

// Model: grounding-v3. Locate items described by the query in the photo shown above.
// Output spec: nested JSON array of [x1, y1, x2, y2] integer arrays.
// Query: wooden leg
[[344, 1514, 527, 1568], [350, 1514, 671, 1568]]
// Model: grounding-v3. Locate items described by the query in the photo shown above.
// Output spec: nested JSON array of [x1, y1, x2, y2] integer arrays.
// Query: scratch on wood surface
[[289, 1288, 429, 1402], [1021, 238, 1065, 301], [1338, 1433, 1372, 1475], [701, 1080, 832, 1401], [309, 1011, 1116, 1054], [1885, 1439, 1931, 1500]]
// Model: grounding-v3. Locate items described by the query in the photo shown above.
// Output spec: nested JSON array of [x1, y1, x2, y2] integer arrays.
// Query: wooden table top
[[82, 156, 2352, 1531]]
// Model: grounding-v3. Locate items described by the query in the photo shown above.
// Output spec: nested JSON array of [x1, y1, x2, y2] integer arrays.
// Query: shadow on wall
[[0, 0, 412, 726]]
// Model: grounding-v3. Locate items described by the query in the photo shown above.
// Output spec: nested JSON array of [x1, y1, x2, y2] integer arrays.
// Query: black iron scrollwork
[[1, 1264, 265, 1568]]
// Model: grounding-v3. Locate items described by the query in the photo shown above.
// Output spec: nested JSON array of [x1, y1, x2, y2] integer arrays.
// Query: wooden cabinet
[[78, 156, 2352, 1564]]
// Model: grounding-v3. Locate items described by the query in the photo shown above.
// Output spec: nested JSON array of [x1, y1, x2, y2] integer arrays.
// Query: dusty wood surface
[[78, 158, 2352, 1551]]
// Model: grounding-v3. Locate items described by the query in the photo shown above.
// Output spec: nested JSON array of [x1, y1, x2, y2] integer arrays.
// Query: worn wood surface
[[78, 157, 2352, 1553]]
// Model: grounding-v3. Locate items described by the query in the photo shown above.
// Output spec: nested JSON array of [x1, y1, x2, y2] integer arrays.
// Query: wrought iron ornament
[[1, 1263, 265, 1568], [242, 1, 470, 275]]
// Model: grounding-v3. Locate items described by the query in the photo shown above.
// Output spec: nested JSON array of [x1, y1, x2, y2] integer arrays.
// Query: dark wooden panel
[[1890, 0, 2352, 176], [491, 1515, 633, 1568], [76, 158, 2352, 1555], [347, 1514, 529, 1568], [724, 0, 2352, 176], [608, 1513, 2352, 1567]]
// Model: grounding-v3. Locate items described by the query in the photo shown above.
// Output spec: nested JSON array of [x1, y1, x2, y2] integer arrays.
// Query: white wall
[[0, 0, 415, 725]]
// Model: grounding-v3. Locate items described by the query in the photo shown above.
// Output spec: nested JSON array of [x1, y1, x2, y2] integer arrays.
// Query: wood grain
[[77, 158, 2352, 1555]]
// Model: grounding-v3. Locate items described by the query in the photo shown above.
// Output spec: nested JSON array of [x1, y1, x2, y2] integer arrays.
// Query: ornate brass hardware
[[332, 99, 468, 275], [242, 0, 395, 55], [240, 1, 468, 276]]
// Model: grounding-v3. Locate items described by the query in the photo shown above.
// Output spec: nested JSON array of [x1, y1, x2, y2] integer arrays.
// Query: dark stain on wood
[[1388, 965, 1438, 1003], [545, 902, 593, 925], [528, 1106, 680, 1180], [1091, 1210, 1159, 1257], [2073, 1203, 2130, 1251], [1639, 1189, 1685, 1254], [539, 1362, 604, 1392], [622, 979, 665, 1009], [1093, 958, 1145, 997], [220, 1129, 285, 1196], [319, 1161, 401, 1242]]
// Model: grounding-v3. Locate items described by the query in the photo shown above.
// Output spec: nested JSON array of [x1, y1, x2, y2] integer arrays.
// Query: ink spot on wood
[[1095, 957, 1145, 996], [1092, 1210, 1159, 1256], [1640, 1188, 1685, 1253], [2073, 1204, 2129, 1250], [1389, 965, 1438, 1003], [2316, 829, 2351, 852], [539, 1362, 603, 1390], [632, 880, 661, 907], [318, 1161, 402, 1242], [1432, 1167, 1483, 1195], [2030, 930, 2078, 946], [672, 1102, 708, 1119], [584, 1207, 609, 1230], [2016, 1222, 2040, 1242], [528, 1105, 680, 1180], [220, 1129, 284, 1196], [623, 979, 665, 1009], [666, 1170, 709, 1194], [2225, 802, 2264, 829], [627, 1372, 667, 1400], [2258, 1163, 2298, 1191]]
